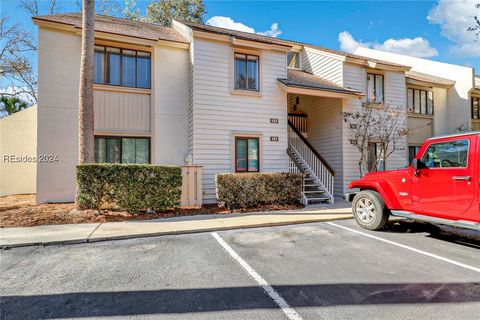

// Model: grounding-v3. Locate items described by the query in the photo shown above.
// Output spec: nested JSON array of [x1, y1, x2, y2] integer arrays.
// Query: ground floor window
[[408, 145, 421, 164], [367, 142, 385, 172], [235, 137, 259, 172], [94, 136, 150, 164]]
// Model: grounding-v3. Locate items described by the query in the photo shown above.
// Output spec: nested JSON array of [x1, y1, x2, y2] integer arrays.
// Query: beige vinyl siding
[[407, 116, 433, 145], [301, 47, 343, 86], [192, 38, 288, 202], [342, 63, 407, 195], [93, 90, 151, 134], [306, 97, 344, 196]]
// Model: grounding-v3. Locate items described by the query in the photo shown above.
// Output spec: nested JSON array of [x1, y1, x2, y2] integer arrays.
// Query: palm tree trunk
[[78, 0, 95, 164], [76, 0, 95, 209]]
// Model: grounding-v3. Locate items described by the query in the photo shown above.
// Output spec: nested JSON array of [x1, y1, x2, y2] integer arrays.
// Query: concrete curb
[[1, 213, 353, 249]]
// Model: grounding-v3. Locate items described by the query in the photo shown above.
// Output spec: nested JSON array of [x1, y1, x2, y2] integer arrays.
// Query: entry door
[[412, 138, 475, 219]]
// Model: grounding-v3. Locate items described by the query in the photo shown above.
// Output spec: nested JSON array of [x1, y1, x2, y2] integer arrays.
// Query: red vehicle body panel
[[349, 133, 480, 223]]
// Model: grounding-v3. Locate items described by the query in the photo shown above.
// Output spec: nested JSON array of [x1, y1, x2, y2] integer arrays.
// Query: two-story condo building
[[1, 13, 424, 204]]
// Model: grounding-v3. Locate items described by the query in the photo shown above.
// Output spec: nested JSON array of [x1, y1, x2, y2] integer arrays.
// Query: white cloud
[[257, 23, 282, 37], [338, 31, 438, 58], [427, 0, 480, 57], [206, 16, 282, 38], [206, 16, 255, 33]]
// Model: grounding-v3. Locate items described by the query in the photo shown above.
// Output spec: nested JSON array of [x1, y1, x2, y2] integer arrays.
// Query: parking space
[[1, 219, 479, 319]]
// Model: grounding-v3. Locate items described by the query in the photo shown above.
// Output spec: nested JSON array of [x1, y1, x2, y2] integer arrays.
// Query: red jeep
[[349, 132, 480, 231]]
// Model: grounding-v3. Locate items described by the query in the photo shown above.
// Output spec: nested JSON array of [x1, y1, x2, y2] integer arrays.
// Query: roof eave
[[406, 78, 454, 89], [278, 81, 364, 99]]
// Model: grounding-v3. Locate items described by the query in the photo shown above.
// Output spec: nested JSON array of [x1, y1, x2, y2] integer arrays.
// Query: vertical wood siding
[[93, 89, 151, 134], [301, 47, 343, 86], [192, 38, 288, 202]]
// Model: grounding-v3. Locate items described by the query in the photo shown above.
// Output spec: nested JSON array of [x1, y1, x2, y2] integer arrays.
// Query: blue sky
[[1, 0, 479, 74]]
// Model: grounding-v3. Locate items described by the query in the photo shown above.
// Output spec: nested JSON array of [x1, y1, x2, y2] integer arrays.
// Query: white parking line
[[211, 232, 303, 320], [327, 222, 480, 273]]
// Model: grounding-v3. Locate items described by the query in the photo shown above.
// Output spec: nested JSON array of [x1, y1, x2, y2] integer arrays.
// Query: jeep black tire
[[352, 190, 390, 231]]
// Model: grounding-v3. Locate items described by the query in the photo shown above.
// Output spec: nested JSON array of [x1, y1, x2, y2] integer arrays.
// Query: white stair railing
[[288, 121, 335, 201]]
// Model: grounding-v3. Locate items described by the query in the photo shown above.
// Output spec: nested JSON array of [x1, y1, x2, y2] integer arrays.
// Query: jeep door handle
[[452, 176, 471, 181]]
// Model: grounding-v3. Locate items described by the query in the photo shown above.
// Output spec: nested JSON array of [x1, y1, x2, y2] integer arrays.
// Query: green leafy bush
[[76, 164, 182, 212], [216, 172, 303, 209]]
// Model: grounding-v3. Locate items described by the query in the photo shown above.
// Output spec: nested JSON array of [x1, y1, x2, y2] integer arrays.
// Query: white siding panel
[[192, 38, 288, 202], [307, 97, 344, 196], [301, 47, 343, 86]]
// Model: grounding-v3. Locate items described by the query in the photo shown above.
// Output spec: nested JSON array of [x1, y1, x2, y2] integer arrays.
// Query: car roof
[[427, 131, 480, 141]]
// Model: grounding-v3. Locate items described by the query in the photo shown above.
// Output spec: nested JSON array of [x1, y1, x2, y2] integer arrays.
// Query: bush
[[76, 164, 182, 212], [215, 172, 303, 209]]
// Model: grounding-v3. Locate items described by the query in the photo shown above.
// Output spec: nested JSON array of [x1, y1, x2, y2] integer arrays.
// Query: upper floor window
[[472, 96, 480, 120], [408, 88, 434, 115], [287, 51, 300, 69], [366, 73, 384, 104], [234, 53, 259, 91], [94, 45, 151, 89]]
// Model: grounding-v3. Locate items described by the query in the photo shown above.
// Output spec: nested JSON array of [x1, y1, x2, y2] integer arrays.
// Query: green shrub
[[215, 172, 303, 209], [76, 164, 182, 212]]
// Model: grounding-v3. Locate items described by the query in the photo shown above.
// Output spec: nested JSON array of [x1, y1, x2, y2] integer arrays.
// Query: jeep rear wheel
[[352, 190, 389, 231]]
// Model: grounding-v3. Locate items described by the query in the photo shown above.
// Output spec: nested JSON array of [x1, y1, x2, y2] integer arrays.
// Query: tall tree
[[468, 3, 480, 39], [0, 96, 29, 118], [78, 0, 95, 167], [146, 0, 205, 26]]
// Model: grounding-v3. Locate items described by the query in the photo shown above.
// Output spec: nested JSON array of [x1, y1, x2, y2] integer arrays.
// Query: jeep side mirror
[[412, 159, 426, 171]]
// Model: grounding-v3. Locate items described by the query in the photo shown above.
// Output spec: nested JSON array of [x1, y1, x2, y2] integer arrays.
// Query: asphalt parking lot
[[1, 219, 479, 320]]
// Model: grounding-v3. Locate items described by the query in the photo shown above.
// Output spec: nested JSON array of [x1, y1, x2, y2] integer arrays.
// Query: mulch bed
[[0, 194, 303, 228]]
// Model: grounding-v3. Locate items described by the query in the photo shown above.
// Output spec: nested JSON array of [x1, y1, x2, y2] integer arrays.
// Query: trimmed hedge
[[76, 164, 182, 212], [216, 172, 303, 209]]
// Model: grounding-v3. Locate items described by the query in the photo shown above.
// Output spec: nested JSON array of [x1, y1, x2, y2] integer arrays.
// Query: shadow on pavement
[[2, 282, 479, 319]]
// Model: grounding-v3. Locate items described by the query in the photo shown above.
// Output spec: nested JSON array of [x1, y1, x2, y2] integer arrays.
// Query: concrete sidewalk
[[0, 203, 352, 248]]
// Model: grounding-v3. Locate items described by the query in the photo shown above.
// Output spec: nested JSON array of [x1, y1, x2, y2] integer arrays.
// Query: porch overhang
[[278, 69, 364, 99]]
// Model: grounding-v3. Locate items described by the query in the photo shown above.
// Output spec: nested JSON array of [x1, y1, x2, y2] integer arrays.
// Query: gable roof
[[406, 70, 455, 87], [278, 69, 363, 96], [33, 13, 188, 43]]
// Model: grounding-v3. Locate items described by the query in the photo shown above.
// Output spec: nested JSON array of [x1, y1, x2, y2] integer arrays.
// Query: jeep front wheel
[[352, 190, 389, 231]]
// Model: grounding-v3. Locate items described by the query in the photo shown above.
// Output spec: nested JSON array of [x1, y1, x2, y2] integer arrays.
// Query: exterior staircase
[[288, 120, 335, 205]]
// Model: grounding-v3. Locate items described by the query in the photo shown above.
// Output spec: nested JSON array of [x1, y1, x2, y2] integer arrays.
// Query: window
[[367, 73, 384, 104], [235, 137, 259, 172], [94, 137, 150, 164], [287, 51, 300, 69], [420, 140, 469, 168], [94, 45, 151, 89], [408, 88, 434, 115], [234, 53, 259, 91], [367, 142, 385, 172], [472, 97, 480, 119], [408, 146, 421, 164]]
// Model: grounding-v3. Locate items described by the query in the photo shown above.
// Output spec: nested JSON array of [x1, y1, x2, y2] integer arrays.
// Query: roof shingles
[[279, 69, 362, 96], [33, 13, 188, 43]]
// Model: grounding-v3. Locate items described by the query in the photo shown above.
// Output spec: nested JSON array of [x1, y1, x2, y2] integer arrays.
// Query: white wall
[[301, 47, 343, 86], [355, 47, 474, 133], [0, 106, 37, 196], [153, 45, 189, 165], [191, 37, 288, 202], [36, 27, 81, 203]]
